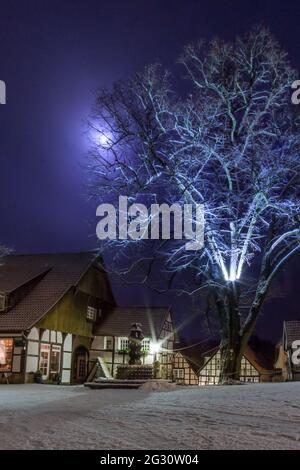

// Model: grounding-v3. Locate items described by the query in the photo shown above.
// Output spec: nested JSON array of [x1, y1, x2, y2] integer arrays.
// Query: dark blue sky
[[1, 0, 300, 254], [0, 1, 300, 343]]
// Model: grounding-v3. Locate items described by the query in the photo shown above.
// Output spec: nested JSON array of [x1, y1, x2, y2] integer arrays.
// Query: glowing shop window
[[0, 338, 13, 372]]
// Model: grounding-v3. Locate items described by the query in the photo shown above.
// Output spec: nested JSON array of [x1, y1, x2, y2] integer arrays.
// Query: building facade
[[0, 252, 276, 386], [90, 307, 175, 379], [0, 253, 114, 384], [172, 344, 273, 385], [275, 321, 300, 381], [173, 351, 199, 385], [0, 253, 175, 384]]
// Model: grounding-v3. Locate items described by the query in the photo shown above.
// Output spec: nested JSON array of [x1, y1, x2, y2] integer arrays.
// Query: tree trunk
[[219, 334, 243, 383], [215, 281, 244, 383]]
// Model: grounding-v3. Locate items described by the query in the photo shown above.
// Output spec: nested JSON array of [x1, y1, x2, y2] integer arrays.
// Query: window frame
[[104, 336, 113, 350], [0, 338, 13, 372], [86, 305, 97, 322], [50, 344, 61, 374], [118, 337, 129, 351], [0, 293, 6, 311], [173, 368, 185, 380]]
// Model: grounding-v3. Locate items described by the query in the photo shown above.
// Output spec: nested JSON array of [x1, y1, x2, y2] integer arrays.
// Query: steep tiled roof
[[176, 340, 273, 375], [284, 320, 300, 348], [0, 252, 98, 332], [94, 306, 170, 339]]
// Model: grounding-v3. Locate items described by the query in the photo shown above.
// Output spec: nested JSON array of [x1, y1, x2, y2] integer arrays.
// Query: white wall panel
[[61, 369, 71, 383], [28, 327, 39, 340], [27, 341, 39, 356], [41, 330, 50, 342], [26, 356, 38, 373], [64, 334, 72, 352], [63, 352, 72, 369]]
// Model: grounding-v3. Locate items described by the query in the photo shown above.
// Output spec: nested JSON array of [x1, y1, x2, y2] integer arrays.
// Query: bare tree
[[0, 245, 10, 261], [87, 26, 300, 382]]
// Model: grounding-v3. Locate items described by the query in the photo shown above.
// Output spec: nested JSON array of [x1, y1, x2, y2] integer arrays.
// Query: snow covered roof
[[0, 252, 99, 332], [94, 306, 170, 340]]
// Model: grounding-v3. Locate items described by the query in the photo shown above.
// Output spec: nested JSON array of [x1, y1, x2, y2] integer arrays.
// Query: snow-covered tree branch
[[87, 26, 300, 382]]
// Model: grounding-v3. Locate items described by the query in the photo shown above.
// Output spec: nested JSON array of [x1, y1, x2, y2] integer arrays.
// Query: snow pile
[[140, 380, 178, 391]]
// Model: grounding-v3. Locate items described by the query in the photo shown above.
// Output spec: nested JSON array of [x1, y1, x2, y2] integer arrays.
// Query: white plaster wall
[[27, 341, 39, 356], [91, 336, 105, 350], [63, 334, 72, 352], [61, 369, 71, 384], [57, 332, 63, 344], [26, 356, 38, 373], [41, 330, 50, 342], [144, 354, 154, 365], [63, 352, 72, 369], [28, 327, 39, 340]]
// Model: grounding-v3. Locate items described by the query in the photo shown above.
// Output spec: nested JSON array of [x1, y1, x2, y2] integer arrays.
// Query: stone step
[[84, 381, 143, 389], [95, 378, 147, 384]]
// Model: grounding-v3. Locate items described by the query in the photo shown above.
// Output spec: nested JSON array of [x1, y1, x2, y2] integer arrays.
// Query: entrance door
[[76, 354, 87, 380], [73, 346, 89, 383], [40, 344, 50, 380]]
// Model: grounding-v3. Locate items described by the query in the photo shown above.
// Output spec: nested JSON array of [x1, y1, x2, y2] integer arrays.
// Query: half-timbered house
[[173, 351, 199, 385], [90, 307, 175, 379], [275, 320, 300, 381], [0, 252, 114, 384], [172, 343, 273, 385], [0, 252, 175, 384]]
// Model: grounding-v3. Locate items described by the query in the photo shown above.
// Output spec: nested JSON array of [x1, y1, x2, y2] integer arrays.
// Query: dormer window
[[0, 293, 6, 311], [86, 305, 97, 322]]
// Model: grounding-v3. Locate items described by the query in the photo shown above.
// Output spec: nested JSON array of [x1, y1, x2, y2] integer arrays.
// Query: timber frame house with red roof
[[0, 252, 175, 384]]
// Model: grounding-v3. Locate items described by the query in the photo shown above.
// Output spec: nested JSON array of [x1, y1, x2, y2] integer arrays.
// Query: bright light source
[[99, 133, 110, 146], [150, 341, 161, 355]]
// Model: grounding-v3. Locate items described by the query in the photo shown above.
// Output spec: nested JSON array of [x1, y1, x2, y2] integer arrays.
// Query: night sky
[[1, 0, 300, 344]]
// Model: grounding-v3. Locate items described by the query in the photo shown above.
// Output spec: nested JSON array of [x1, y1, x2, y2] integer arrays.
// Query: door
[[76, 354, 87, 380], [73, 346, 89, 383], [40, 344, 50, 380]]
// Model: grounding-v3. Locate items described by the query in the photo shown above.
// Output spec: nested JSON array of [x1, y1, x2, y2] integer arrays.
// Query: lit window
[[87, 306, 97, 321], [104, 337, 113, 350], [161, 354, 167, 364], [0, 338, 13, 372], [173, 368, 184, 379], [142, 338, 151, 352], [118, 337, 129, 351]]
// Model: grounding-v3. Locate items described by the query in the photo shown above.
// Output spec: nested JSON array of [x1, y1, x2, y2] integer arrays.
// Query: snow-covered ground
[[0, 382, 299, 450]]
